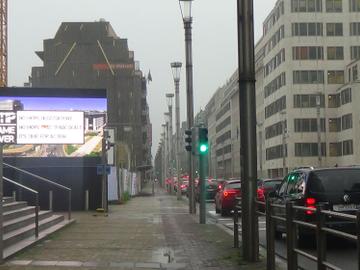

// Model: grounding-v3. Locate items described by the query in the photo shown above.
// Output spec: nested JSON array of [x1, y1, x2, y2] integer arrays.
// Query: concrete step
[[3, 206, 35, 222], [4, 214, 65, 248], [3, 201, 28, 213], [3, 197, 15, 204], [3, 210, 53, 234], [3, 218, 75, 259]]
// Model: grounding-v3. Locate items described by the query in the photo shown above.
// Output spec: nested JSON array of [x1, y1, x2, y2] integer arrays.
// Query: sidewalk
[[0, 184, 276, 270]]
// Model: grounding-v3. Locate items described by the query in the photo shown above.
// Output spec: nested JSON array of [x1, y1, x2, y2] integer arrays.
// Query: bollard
[[357, 210, 360, 270], [234, 206, 239, 248], [286, 201, 297, 269], [49, 190, 53, 211], [85, 190, 89, 211], [12, 190, 16, 201], [265, 197, 275, 270], [316, 204, 326, 270]]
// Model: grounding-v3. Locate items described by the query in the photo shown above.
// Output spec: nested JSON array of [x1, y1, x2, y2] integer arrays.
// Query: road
[[204, 202, 358, 270]]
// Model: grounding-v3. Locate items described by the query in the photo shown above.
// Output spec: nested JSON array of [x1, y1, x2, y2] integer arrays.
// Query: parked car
[[195, 178, 219, 201], [180, 180, 189, 195], [257, 178, 283, 202], [214, 180, 241, 216], [270, 167, 360, 245]]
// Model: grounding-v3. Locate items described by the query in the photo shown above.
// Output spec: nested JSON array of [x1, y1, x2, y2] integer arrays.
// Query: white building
[[255, 0, 360, 177]]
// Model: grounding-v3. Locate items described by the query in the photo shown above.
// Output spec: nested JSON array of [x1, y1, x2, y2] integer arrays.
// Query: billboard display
[[0, 87, 107, 158]]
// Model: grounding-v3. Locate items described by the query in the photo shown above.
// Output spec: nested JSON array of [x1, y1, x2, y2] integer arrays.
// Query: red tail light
[[257, 188, 265, 200], [223, 189, 237, 197], [180, 184, 186, 189], [218, 185, 222, 190], [305, 197, 316, 215]]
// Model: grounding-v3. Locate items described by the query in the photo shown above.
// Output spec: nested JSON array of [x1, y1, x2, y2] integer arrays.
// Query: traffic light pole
[[199, 152, 206, 224]]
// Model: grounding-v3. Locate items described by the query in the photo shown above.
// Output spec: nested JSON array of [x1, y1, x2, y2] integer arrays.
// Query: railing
[[3, 177, 39, 238], [3, 162, 72, 220], [233, 197, 360, 270]]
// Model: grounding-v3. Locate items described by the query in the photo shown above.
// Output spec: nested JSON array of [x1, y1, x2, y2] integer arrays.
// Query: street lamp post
[[166, 94, 174, 194], [171, 62, 183, 200], [179, 0, 196, 214], [162, 123, 168, 190], [237, 0, 259, 261]]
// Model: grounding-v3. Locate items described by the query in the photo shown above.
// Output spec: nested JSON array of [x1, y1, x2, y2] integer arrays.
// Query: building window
[[266, 144, 287, 160], [326, 23, 343, 36], [263, 1, 285, 35], [327, 47, 344, 60], [343, 140, 353, 155], [350, 46, 360, 59], [265, 96, 286, 118], [328, 94, 340, 107], [291, 0, 322, 12], [265, 25, 285, 55], [294, 118, 326, 132], [341, 114, 353, 130], [293, 46, 324, 60], [264, 72, 286, 98], [326, 0, 343, 12], [327, 70, 344, 84], [352, 65, 358, 81], [295, 143, 326, 157], [349, 0, 360, 11], [341, 88, 352, 105], [350, 22, 360, 35], [216, 116, 231, 133], [292, 22, 323, 36], [264, 49, 286, 77], [216, 102, 230, 120], [216, 130, 231, 144], [329, 142, 342, 156], [328, 118, 341, 132], [265, 121, 287, 139], [294, 94, 325, 108], [293, 70, 324, 84]]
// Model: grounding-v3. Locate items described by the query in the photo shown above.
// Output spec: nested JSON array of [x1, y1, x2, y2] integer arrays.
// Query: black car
[[271, 167, 360, 245], [195, 178, 219, 202]]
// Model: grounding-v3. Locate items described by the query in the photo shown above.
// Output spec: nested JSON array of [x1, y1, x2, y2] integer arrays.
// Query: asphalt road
[[205, 202, 358, 270]]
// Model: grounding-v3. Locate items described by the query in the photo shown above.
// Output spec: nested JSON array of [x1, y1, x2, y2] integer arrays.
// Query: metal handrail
[[3, 162, 72, 220], [3, 177, 39, 238], [249, 197, 360, 270]]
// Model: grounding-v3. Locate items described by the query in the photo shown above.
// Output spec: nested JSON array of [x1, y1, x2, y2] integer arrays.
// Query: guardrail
[[3, 162, 72, 220], [3, 177, 40, 238], [233, 197, 360, 270]]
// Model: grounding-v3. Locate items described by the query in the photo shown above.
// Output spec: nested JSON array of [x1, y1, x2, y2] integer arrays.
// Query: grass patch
[[65, 145, 77, 155]]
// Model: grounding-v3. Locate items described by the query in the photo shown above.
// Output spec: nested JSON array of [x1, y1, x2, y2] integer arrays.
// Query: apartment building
[[255, 0, 360, 177]]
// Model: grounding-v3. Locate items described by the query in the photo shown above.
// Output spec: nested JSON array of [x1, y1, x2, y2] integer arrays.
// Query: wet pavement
[[0, 184, 282, 269]]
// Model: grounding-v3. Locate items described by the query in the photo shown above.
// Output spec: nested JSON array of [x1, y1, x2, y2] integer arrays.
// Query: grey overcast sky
[[9, 0, 277, 157]]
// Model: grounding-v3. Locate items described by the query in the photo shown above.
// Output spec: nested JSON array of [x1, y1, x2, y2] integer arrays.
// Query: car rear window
[[225, 182, 241, 190], [264, 180, 282, 189], [308, 169, 360, 193]]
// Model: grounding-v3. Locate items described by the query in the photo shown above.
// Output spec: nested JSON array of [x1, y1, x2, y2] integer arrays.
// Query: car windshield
[[308, 169, 360, 193], [225, 182, 241, 190]]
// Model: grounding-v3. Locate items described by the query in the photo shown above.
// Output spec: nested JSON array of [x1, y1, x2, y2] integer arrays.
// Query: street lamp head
[[179, 0, 193, 22], [166, 93, 174, 107], [171, 62, 182, 82]]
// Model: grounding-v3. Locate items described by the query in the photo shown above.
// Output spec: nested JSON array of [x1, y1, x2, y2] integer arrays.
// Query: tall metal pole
[[257, 123, 263, 178], [173, 77, 182, 200], [199, 152, 206, 224], [316, 95, 322, 167], [184, 20, 196, 214], [237, 0, 259, 262], [167, 104, 174, 194]]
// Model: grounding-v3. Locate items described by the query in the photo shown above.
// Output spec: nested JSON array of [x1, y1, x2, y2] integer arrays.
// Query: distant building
[[84, 111, 106, 131], [29, 21, 152, 169], [0, 100, 24, 111]]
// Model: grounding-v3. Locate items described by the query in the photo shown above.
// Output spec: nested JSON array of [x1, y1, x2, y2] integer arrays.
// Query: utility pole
[[237, 0, 259, 262], [316, 94, 322, 167], [166, 94, 174, 194], [161, 125, 167, 189]]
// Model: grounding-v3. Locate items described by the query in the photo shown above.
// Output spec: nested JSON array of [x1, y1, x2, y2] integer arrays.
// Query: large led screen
[[0, 87, 107, 158]]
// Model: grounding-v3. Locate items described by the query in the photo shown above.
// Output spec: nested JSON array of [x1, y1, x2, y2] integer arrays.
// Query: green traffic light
[[199, 144, 208, 153]]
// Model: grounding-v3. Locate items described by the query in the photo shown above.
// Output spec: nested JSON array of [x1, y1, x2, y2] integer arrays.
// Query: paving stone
[[8, 260, 32, 266], [31, 260, 58, 266], [135, 262, 161, 269], [109, 261, 135, 268], [56, 261, 83, 267]]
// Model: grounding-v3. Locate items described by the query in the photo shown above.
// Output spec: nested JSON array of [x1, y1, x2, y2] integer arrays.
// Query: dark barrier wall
[[3, 157, 102, 211]]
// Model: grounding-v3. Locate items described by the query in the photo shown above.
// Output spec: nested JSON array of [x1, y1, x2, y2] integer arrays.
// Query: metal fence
[[233, 197, 360, 270]]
